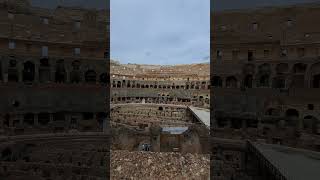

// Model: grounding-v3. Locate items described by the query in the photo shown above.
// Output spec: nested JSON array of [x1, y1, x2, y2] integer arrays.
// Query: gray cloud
[[111, 0, 210, 65]]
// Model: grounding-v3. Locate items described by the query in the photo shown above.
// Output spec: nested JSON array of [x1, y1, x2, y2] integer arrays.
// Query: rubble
[[111, 150, 210, 180]]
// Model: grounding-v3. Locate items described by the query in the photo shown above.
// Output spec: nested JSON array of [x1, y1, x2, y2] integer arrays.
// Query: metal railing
[[246, 140, 288, 180]]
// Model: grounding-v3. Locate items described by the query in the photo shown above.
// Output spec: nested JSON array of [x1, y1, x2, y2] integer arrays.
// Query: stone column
[[0, 60, 4, 82], [221, 78, 225, 88], [18, 62, 23, 83], [35, 63, 40, 83], [49, 113, 54, 123], [66, 70, 70, 83], [51, 70, 56, 83], [252, 77, 257, 88]]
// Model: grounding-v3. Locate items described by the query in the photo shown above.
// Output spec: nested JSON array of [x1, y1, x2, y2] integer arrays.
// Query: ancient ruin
[[109, 60, 211, 178], [211, 3, 320, 179], [0, 0, 109, 179]]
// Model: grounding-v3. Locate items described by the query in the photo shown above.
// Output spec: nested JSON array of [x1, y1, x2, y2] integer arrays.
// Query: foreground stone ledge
[[111, 150, 210, 180]]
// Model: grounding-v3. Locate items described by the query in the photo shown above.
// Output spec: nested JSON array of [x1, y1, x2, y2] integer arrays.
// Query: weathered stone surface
[[111, 150, 210, 180]]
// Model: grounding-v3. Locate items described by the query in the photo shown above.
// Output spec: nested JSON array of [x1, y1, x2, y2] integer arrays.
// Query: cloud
[[111, 0, 210, 65]]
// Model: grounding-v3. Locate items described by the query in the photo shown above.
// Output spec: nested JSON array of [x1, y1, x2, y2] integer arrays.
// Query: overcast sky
[[111, 0, 210, 65]]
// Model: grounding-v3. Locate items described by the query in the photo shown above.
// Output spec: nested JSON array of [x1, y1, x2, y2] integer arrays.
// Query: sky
[[111, 0, 210, 65]]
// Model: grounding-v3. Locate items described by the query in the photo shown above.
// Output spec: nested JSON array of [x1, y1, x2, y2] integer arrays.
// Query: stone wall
[[211, 3, 320, 152]]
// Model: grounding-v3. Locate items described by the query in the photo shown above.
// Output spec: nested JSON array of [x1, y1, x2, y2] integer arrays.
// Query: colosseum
[[0, 0, 109, 179], [211, 2, 320, 180], [109, 60, 211, 179]]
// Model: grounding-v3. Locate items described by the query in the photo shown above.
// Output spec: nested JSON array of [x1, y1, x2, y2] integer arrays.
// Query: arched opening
[[22, 61, 35, 82], [82, 112, 94, 120], [310, 63, 320, 88], [265, 108, 280, 116], [286, 109, 299, 118], [226, 76, 237, 88], [272, 76, 286, 89], [258, 74, 269, 87], [24, 113, 34, 126], [70, 60, 81, 83], [212, 76, 222, 87], [291, 63, 307, 88], [55, 60, 66, 83], [257, 63, 271, 87], [1, 147, 12, 160], [243, 75, 253, 88], [8, 59, 18, 82], [303, 116, 319, 134], [38, 113, 50, 126], [275, 63, 289, 74], [85, 70, 97, 83], [39, 58, 51, 83], [285, 109, 299, 127], [99, 73, 108, 85], [292, 63, 307, 74], [0, 61, 2, 81], [231, 118, 242, 129], [291, 75, 305, 88], [53, 112, 65, 122], [96, 112, 107, 126], [312, 74, 320, 88]]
